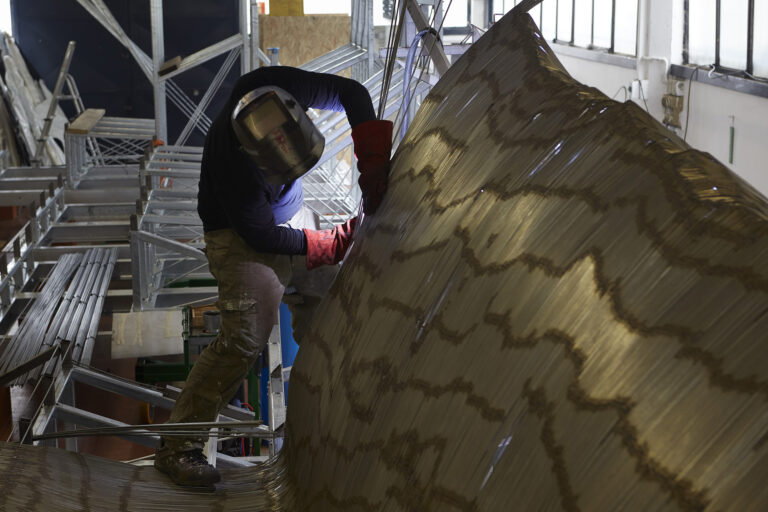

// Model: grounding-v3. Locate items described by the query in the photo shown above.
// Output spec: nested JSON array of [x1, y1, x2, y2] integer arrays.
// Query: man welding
[[154, 66, 392, 488]]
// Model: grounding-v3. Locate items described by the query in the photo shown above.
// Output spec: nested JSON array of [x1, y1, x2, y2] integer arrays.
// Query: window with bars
[[492, 0, 638, 56], [684, 0, 767, 80]]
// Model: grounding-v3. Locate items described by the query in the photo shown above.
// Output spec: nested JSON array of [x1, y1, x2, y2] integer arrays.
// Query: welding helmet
[[231, 86, 325, 184]]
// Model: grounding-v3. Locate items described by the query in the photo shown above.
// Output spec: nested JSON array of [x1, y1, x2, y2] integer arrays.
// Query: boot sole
[[155, 461, 221, 490]]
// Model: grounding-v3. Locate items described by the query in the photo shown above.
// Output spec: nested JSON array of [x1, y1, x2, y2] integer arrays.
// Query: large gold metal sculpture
[[1, 5, 767, 511]]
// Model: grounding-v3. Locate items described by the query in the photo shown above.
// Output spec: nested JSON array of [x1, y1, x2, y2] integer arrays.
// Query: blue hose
[[401, 29, 440, 141]]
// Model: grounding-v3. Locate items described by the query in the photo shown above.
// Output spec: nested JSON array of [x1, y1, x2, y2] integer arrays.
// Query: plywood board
[[258, 14, 350, 67], [269, 0, 303, 16], [66, 108, 105, 135]]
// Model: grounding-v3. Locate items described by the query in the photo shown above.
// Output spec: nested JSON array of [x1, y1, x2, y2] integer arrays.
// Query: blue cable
[[401, 28, 440, 141]]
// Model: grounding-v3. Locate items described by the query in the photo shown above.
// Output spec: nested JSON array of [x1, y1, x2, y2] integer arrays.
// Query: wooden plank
[[269, 0, 303, 16], [66, 108, 105, 135], [258, 14, 350, 67], [158, 55, 182, 76]]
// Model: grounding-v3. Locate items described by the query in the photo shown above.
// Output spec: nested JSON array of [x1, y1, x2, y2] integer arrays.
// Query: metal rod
[[39, 249, 97, 381], [80, 248, 117, 364], [747, 0, 754, 75], [715, 0, 721, 67], [0, 345, 58, 387], [150, 0, 168, 141], [610, 0, 615, 53], [32, 41, 76, 165], [30, 420, 271, 442], [571, 0, 576, 44], [682, 0, 689, 64]]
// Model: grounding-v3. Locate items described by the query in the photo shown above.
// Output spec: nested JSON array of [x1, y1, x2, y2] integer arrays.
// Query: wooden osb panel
[[269, 0, 303, 17], [285, 7, 768, 512], [258, 14, 350, 67]]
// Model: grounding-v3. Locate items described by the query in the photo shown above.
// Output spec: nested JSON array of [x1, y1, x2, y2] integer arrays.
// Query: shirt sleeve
[[217, 152, 308, 254], [232, 66, 377, 127]]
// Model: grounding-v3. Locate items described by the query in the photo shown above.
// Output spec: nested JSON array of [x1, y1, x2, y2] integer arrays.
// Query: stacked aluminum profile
[[0, 247, 117, 386]]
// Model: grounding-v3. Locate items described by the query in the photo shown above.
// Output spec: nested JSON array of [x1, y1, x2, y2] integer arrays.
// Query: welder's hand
[[351, 120, 393, 215], [303, 217, 357, 270]]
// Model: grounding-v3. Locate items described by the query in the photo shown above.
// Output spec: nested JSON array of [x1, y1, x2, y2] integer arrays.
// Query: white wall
[[0, 0, 10, 35], [551, 0, 768, 197]]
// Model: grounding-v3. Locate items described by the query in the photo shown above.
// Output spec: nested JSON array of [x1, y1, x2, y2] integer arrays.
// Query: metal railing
[[0, 181, 66, 323]]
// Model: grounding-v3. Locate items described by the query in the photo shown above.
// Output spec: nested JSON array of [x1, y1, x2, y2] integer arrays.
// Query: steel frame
[[65, 116, 156, 187], [0, 0, 465, 462], [28, 360, 260, 465]]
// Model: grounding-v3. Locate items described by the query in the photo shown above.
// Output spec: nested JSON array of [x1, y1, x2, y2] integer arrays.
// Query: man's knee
[[216, 306, 274, 359]]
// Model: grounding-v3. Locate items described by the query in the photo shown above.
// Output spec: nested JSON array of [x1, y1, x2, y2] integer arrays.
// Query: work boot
[[155, 444, 221, 489]]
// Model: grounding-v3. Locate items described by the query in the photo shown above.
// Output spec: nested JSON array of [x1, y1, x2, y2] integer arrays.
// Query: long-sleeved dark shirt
[[198, 66, 376, 254]]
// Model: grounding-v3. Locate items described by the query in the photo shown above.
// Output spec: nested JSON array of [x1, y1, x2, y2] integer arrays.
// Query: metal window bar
[[682, 0, 689, 64], [683, 0, 758, 78], [715, 0, 721, 68], [610, 0, 616, 52], [571, 0, 576, 44], [747, 0, 755, 75]]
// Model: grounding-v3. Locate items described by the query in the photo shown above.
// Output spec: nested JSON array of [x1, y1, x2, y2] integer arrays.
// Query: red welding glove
[[303, 217, 357, 270], [351, 119, 393, 215]]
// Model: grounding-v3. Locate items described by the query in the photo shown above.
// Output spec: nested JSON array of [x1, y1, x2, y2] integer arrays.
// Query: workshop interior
[[0, 0, 767, 510]]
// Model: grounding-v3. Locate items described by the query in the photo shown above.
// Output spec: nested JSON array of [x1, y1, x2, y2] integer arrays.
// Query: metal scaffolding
[[0, 0, 468, 463]]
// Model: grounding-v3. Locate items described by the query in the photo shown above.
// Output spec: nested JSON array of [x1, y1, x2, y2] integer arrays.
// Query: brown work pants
[[163, 216, 337, 453]]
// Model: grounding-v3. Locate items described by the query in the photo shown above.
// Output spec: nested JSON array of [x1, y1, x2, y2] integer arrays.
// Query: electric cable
[[612, 85, 628, 101], [638, 79, 650, 113], [379, 0, 408, 119], [400, 28, 439, 140], [392, 0, 546, 142], [390, 0, 453, 142]]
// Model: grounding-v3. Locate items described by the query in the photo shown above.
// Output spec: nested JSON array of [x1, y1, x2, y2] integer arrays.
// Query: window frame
[[682, 0, 761, 80], [488, 0, 635, 56], [550, 0, 618, 53]]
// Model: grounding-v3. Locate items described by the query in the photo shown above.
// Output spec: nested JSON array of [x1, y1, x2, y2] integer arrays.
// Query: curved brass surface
[[286, 10, 768, 512]]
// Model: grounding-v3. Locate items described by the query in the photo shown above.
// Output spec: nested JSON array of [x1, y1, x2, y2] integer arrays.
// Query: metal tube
[[682, 0, 689, 64], [39, 249, 98, 380], [571, 0, 576, 44], [80, 249, 117, 364], [150, 0, 168, 141], [33, 41, 76, 165], [6, 252, 81, 385], [239, 0, 250, 74], [610, 0, 615, 53], [715, 0, 721, 68], [71, 249, 112, 363], [747, 0, 755, 75], [76, 248, 115, 362]]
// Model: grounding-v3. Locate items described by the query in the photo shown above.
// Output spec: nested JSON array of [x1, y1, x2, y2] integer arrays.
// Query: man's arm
[[245, 67, 394, 215], [215, 155, 307, 254], [232, 66, 376, 127]]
